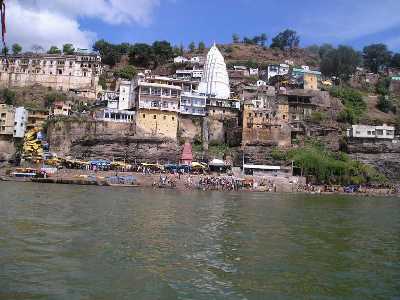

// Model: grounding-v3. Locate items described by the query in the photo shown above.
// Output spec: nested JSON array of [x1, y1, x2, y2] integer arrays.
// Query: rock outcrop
[[47, 118, 180, 162]]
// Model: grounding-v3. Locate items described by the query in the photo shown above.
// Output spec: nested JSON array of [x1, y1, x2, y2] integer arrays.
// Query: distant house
[[52, 101, 72, 116], [347, 124, 395, 140], [174, 56, 188, 64], [249, 68, 259, 76], [267, 64, 290, 82], [256, 80, 267, 87]]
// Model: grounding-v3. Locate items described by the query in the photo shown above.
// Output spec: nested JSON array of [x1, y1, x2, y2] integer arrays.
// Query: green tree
[[318, 43, 334, 59], [1, 46, 9, 55], [363, 43, 392, 73], [128, 43, 154, 67], [232, 33, 240, 43], [198, 41, 206, 52], [306, 44, 320, 56], [114, 65, 137, 80], [320, 45, 360, 82], [47, 46, 62, 54], [270, 29, 300, 50], [377, 95, 393, 113], [152, 40, 174, 67], [188, 42, 196, 52], [98, 73, 107, 90], [93, 39, 120, 66], [1, 88, 16, 105], [391, 53, 400, 68], [11, 43, 22, 55], [62, 43, 75, 55], [330, 86, 366, 123]]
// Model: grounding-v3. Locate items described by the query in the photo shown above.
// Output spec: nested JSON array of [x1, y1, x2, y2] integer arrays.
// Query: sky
[[6, 0, 400, 52]]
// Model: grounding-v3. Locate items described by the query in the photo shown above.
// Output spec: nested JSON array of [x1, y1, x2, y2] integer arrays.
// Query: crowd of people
[[196, 176, 242, 191]]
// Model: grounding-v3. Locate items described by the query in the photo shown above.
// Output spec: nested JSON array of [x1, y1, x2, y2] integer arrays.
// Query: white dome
[[198, 44, 230, 99]]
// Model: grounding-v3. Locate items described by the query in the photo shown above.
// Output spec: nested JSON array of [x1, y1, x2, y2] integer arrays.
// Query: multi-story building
[[267, 64, 290, 82], [135, 81, 181, 139], [27, 109, 49, 130], [96, 108, 135, 123], [242, 97, 291, 147], [347, 124, 395, 140], [103, 90, 120, 109], [207, 97, 241, 119], [52, 101, 72, 116], [0, 104, 28, 138], [0, 104, 16, 135], [292, 68, 321, 90], [180, 92, 207, 116], [144, 75, 199, 94], [118, 80, 136, 110], [0, 53, 102, 99], [14, 107, 28, 138]]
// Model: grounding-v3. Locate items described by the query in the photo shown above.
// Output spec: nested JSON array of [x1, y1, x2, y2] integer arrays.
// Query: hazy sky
[[7, 0, 400, 52]]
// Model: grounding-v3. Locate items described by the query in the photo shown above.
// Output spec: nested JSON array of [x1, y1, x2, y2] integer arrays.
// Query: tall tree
[[318, 43, 334, 59], [198, 41, 206, 52], [114, 65, 137, 80], [47, 46, 62, 54], [11, 43, 22, 55], [128, 43, 154, 67], [62, 43, 75, 55], [188, 42, 196, 52], [306, 44, 320, 56], [320, 45, 360, 82], [1, 46, 8, 55], [93, 39, 120, 66], [270, 29, 300, 50], [232, 33, 240, 43], [363, 43, 392, 73], [390, 53, 400, 68], [152, 41, 174, 67]]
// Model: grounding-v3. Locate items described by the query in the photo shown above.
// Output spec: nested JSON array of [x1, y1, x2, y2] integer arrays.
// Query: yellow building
[[0, 104, 15, 135], [242, 97, 291, 147], [304, 73, 319, 90], [135, 81, 181, 140], [136, 109, 178, 140]]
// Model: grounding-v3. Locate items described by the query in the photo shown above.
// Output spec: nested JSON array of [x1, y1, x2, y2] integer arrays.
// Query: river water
[[0, 182, 399, 300]]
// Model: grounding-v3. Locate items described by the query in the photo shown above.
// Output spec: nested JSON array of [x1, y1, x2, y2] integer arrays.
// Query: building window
[[172, 116, 175, 121], [163, 115, 166, 120], [142, 114, 145, 118], [376, 129, 383, 135], [153, 115, 157, 119], [282, 115, 286, 119]]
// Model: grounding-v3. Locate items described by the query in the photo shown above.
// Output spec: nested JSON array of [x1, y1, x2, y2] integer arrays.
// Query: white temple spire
[[198, 44, 230, 99]]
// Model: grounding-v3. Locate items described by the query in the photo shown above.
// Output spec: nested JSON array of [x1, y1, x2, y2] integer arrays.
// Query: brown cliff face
[[47, 119, 179, 162]]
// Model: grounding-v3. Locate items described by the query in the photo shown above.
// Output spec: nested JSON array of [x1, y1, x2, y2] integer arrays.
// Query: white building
[[198, 44, 230, 99], [180, 92, 207, 116], [137, 82, 181, 112], [256, 80, 267, 87], [190, 57, 201, 64], [267, 64, 290, 81], [103, 90, 120, 109], [0, 104, 27, 138], [96, 108, 135, 123], [14, 107, 28, 138], [347, 124, 395, 140], [175, 69, 203, 80], [118, 80, 135, 110], [249, 68, 259, 76], [174, 56, 188, 64]]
